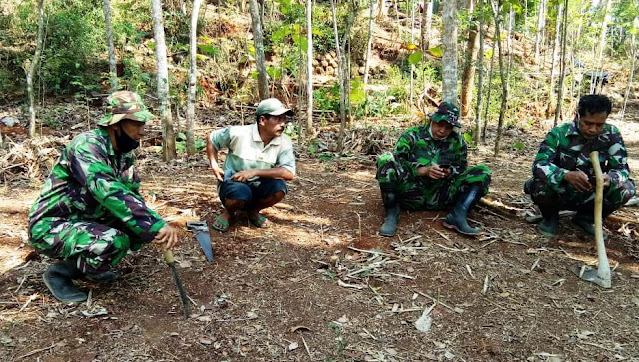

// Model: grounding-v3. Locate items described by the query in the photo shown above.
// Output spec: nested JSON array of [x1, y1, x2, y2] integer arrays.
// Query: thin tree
[[363, 0, 373, 84], [534, 0, 547, 65], [461, 0, 480, 118], [546, 3, 563, 118], [306, 0, 314, 136], [620, 17, 638, 121], [441, 0, 459, 103], [421, 0, 433, 50], [409, 0, 415, 105], [103, 0, 117, 91], [553, 0, 569, 126], [186, 0, 203, 156], [481, 39, 495, 143], [151, 0, 177, 161], [591, 0, 611, 93], [27, 0, 45, 138], [330, 0, 354, 151], [249, 0, 269, 99], [473, 0, 485, 146], [491, 0, 507, 157]]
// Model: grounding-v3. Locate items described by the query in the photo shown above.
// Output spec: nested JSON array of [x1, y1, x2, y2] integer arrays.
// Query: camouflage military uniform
[[524, 121, 636, 213], [28, 94, 164, 276], [376, 122, 491, 210]]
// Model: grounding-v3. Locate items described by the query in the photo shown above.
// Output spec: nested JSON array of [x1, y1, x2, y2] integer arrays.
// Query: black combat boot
[[538, 207, 560, 237], [572, 203, 612, 240], [42, 259, 88, 303], [85, 271, 118, 282], [379, 188, 400, 237], [443, 184, 482, 236]]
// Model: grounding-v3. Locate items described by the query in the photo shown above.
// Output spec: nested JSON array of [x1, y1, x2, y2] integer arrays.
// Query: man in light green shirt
[[207, 98, 295, 232]]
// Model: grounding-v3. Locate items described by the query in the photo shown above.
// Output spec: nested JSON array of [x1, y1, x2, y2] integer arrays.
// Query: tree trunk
[[481, 38, 495, 143], [249, 0, 269, 99], [546, 3, 562, 119], [473, 0, 484, 146], [461, 0, 479, 118], [421, 0, 433, 50], [364, 0, 374, 84], [306, 0, 314, 136], [103, 0, 117, 91], [553, 0, 568, 126], [492, 0, 507, 157], [409, 0, 415, 105], [441, 0, 458, 104], [27, 0, 45, 138], [620, 17, 638, 121], [151, 0, 177, 161], [591, 0, 611, 93], [186, 0, 203, 156], [330, 0, 345, 151], [534, 0, 546, 65]]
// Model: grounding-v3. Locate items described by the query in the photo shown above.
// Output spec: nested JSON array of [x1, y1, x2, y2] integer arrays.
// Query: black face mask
[[114, 124, 140, 153]]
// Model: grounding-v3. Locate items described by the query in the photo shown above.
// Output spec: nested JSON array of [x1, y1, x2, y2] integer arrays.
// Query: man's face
[[119, 119, 147, 140], [578, 111, 608, 140], [430, 120, 453, 140], [260, 114, 287, 137]]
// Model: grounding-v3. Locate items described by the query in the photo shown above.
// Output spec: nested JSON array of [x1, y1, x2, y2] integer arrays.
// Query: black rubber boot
[[572, 211, 609, 240], [443, 184, 482, 236], [379, 190, 400, 237], [42, 259, 87, 303], [538, 207, 559, 237]]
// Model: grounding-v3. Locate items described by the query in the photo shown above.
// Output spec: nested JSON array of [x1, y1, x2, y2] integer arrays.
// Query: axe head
[[187, 221, 214, 263], [570, 265, 611, 289]]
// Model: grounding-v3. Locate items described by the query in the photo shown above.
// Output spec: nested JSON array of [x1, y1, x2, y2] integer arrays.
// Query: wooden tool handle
[[163, 249, 175, 264], [589, 151, 611, 283]]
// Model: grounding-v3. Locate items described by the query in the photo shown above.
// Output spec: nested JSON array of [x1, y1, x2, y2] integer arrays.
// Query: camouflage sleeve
[[68, 140, 166, 243], [393, 128, 421, 176], [606, 127, 631, 186], [450, 134, 468, 177], [532, 128, 568, 192]]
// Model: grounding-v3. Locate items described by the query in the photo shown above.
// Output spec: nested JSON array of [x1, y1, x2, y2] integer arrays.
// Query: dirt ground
[[1, 103, 639, 362]]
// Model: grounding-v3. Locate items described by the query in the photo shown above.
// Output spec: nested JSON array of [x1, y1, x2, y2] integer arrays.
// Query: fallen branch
[[17, 341, 64, 360]]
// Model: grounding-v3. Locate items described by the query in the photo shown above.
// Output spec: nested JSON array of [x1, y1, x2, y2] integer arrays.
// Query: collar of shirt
[[95, 127, 117, 156], [251, 122, 282, 147]]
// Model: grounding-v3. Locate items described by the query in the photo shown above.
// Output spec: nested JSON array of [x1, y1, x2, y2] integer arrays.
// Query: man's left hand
[[231, 170, 257, 182]]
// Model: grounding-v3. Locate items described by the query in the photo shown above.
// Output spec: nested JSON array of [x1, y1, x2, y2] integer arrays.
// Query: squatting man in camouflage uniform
[[207, 98, 295, 232], [28, 91, 181, 303], [524, 94, 636, 237], [376, 101, 492, 237]]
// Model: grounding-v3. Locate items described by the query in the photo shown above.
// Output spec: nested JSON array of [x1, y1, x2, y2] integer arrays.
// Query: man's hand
[[564, 170, 593, 192], [210, 163, 224, 182], [231, 170, 257, 182], [417, 165, 451, 180], [153, 225, 180, 251]]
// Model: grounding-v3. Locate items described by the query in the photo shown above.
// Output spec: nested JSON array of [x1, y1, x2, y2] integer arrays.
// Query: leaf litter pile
[[2, 108, 639, 361]]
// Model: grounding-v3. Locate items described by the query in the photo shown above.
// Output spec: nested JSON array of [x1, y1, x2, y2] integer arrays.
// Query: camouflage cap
[[430, 101, 461, 128], [98, 91, 154, 126]]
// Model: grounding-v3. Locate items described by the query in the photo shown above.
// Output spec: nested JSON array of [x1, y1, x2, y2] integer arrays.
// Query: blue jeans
[[219, 176, 288, 208]]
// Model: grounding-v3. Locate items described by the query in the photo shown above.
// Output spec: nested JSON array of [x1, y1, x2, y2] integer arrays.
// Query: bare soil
[[1, 103, 639, 362]]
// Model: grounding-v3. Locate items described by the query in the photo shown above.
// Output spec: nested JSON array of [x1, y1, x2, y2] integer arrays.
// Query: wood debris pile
[[0, 136, 66, 181], [316, 127, 398, 155]]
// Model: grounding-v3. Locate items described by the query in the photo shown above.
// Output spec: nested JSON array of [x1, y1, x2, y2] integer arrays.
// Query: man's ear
[[258, 115, 266, 126]]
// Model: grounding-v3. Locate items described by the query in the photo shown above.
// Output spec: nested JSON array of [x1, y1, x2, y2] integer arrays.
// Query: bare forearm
[[253, 167, 294, 181], [206, 138, 219, 167]]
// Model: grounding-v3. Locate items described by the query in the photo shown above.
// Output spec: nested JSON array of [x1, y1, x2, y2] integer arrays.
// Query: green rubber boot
[[42, 259, 87, 303], [379, 190, 400, 237], [443, 185, 482, 236]]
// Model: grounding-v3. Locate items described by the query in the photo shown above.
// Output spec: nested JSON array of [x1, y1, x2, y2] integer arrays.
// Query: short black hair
[[577, 94, 612, 117]]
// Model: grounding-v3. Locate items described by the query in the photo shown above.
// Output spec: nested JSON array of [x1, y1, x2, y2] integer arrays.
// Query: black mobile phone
[[439, 164, 451, 169]]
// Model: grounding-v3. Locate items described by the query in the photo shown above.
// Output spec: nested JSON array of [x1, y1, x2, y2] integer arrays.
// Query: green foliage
[[314, 86, 341, 112], [175, 133, 206, 153], [121, 56, 152, 94], [512, 141, 525, 150]]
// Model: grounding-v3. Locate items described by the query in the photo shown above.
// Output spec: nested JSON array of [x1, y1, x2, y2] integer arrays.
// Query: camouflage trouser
[[376, 152, 492, 210], [29, 217, 143, 275], [524, 177, 636, 215]]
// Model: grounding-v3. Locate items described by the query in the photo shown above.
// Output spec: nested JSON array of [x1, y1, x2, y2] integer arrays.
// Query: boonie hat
[[98, 91, 154, 126], [430, 101, 461, 128], [256, 98, 294, 117]]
